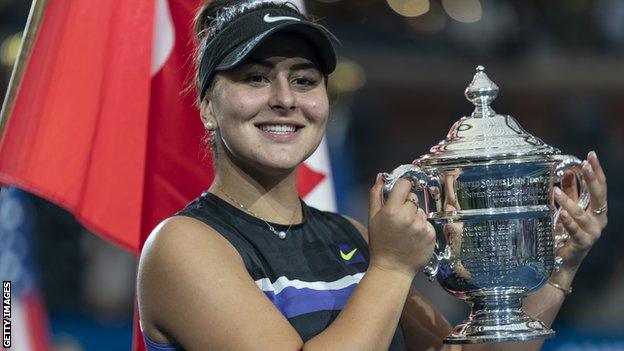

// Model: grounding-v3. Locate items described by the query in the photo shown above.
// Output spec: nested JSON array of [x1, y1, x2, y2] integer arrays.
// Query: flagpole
[[0, 0, 49, 142]]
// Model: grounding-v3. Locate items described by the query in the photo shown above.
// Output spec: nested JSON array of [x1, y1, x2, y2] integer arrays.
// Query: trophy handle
[[381, 164, 443, 280], [381, 164, 441, 213], [552, 155, 591, 270]]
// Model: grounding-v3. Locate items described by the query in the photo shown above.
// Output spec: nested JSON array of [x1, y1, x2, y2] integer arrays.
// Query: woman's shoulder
[[141, 213, 250, 263], [174, 192, 222, 221], [173, 193, 248, 239], [142, 215, 221, 250], [138, 216, 248, 310], [136, 216, 269, 349], [139, 216, 245, 280]]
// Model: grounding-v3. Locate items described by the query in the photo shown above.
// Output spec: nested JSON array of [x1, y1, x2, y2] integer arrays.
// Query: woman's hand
[[367, 175, 437, 278], [554, 151, 608, 272]]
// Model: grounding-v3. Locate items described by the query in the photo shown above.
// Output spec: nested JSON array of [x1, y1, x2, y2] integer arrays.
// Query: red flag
[[139, 0, 210, 250], [0, 0, 336, 350], [0, 0, 156, 251]]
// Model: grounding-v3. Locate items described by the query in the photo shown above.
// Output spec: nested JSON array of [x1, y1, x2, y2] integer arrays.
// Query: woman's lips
[[256, 124, 303, 142]]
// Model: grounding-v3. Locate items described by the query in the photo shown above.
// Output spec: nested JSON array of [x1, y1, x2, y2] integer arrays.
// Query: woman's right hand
[[367, 174, 437, 278]]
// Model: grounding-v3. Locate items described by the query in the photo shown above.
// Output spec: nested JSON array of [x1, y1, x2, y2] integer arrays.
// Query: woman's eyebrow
[[241, 59, 319, 71], [290, 62, 319, 71], [240, 59, 273, 68]]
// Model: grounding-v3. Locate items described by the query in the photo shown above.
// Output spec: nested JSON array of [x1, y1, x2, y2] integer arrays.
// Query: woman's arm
[[306, 177, 436, 350], [138, 177, 436, 351], [138, 216, 304, 351], [506, 151, 609, 351], [344, 218, 454, 351]]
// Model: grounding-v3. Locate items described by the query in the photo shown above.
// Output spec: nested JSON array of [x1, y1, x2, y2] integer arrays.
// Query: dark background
[[1, 0, 622, 350]]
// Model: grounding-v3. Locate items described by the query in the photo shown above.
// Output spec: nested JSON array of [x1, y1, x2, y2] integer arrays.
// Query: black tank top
[[175, 192, 406, 350]]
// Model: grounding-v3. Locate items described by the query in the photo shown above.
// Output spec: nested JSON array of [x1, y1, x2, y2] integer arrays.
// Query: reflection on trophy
[[383, 66, 590, 344]]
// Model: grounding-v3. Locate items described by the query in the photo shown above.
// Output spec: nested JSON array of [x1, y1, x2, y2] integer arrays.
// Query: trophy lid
[[419, 66, 560, 166]]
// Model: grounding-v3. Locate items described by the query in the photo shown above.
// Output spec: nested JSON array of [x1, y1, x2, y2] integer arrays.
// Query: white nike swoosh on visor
[[263, 14, 301, 23]]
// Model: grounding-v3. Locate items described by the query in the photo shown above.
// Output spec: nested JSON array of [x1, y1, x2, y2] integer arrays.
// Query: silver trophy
[[383, 66, 590, 344]]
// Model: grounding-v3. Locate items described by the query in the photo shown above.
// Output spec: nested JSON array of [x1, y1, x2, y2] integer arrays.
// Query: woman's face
[[204, 33, 329, 175]]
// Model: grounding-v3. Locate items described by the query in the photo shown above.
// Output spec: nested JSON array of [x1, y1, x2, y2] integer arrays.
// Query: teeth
[[260, 124, 297, 134]]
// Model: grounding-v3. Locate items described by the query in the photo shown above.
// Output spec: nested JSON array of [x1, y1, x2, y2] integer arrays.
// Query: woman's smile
[[255, 120, 305, 142]]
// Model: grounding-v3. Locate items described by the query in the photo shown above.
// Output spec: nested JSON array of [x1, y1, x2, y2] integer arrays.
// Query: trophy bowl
[[383, 66, 590, 344]]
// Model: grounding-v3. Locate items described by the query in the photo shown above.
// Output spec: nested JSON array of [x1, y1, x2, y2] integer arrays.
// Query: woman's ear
[[200, 99, 217, 131]]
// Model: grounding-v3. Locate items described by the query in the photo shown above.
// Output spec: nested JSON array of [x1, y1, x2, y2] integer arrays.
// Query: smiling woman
[[136, 1, 420, 350], [135, 1, 609, 351], [204, 32, 330, 172]]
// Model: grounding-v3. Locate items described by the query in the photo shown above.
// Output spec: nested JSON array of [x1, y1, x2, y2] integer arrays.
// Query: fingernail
[[376, 173, 382, 182], [554, 187, 563, 197], [560, 209, 569, 219], [583, 162, 595, 177], [589, 150, 597, 160]]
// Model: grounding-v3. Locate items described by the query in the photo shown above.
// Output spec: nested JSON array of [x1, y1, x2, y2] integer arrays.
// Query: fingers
[[583, 161, 607, 212], [405, 192, 420, 209], [421, 220, 437, 242], [554, 186, 593, 231], [369, 173, 384, 218], [559, 209, 595, 247], [386, 178, 414, 208], [561, 170, 578, 202], [587, 151, 607, 185], [584, 152, 608, 215], [407, 207, 434, 236]]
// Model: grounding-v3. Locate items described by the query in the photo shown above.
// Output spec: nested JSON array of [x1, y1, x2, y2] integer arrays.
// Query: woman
[[137, 1, 609, 350]]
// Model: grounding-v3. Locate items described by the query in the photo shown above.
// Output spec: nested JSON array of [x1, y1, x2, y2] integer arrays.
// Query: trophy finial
[[465, 65, 498, 118]]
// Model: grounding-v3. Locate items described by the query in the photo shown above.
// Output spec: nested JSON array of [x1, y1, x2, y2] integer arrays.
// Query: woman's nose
[[269, 77, 296, 113]]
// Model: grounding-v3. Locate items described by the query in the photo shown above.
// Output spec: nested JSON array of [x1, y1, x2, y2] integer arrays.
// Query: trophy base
[[444, 289, 555, 344], [444, 318, 555, 344]]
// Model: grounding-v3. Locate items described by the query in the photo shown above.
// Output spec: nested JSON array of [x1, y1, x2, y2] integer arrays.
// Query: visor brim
[[215, 21, 337, 75]]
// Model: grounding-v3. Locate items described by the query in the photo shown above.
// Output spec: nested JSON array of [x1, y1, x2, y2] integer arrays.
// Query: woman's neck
[[208, 152, 303, 225]]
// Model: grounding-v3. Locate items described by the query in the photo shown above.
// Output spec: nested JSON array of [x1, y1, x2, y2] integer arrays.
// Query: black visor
[[198, 8, 337, 101]]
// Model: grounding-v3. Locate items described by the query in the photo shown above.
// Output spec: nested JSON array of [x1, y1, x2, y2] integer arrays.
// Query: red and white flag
[[0, 0, 336, 349]]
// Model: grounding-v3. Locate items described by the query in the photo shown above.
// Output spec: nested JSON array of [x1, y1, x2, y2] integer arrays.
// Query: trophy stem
[[444, 289, 555, 344]]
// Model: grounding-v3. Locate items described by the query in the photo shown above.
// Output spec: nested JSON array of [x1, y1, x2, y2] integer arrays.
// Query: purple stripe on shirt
[[143, 333, 183, 351], [263, 284, 358, 319]]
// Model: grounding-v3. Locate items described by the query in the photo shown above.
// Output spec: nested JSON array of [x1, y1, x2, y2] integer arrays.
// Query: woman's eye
[[245, 74, 268, 84], [292, 77, 317, 87]]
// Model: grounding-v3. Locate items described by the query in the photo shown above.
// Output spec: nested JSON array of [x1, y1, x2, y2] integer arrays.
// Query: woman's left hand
[[554, 150, 608, 272]]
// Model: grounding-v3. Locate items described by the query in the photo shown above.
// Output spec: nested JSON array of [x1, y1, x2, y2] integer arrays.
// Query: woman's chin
[[254, 157, 304, 174], [253, 145, 315, 169], [224, 141, 319, 176]]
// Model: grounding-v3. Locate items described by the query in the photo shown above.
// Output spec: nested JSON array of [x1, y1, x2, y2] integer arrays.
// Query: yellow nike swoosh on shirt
[[340, 248, 358, 261]]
